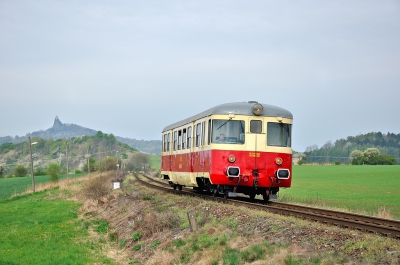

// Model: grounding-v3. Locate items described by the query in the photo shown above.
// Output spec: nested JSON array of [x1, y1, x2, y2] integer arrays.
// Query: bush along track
[[80, 173, 400, 265]]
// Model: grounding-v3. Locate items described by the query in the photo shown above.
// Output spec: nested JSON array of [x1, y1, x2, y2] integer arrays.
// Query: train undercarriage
[[167, 177, 279, 202]]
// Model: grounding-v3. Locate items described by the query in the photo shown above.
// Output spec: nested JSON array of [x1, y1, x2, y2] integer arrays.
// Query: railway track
[[133, 173, 400, 239]]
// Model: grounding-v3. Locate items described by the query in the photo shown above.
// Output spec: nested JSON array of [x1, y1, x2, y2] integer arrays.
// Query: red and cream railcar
[[160, 101, 293, 201]]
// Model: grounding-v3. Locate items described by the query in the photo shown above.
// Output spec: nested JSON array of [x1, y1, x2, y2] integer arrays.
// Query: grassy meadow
[[0, 189, 113, 265], [0, 173, 86, 200], [279, 165, 400, 219], [149, 154, 161, 171]]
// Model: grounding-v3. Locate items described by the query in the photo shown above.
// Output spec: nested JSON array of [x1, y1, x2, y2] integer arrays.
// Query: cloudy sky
[[1, 1, 399, 152]]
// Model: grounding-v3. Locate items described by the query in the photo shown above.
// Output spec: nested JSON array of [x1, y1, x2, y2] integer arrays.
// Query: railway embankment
[[80, 173, 400, 264]]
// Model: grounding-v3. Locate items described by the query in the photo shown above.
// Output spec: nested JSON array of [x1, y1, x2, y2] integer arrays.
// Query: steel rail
[[269, 201, 400, 230], [139, 174, 400, 229], [133, 173, 400, 239]]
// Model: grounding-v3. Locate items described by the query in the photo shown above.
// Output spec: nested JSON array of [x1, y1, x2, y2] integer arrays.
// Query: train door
[[246, 119, 266, 175], [168, 132, 172, 172], [161, 132, 172, 179], [187, 124, 195, 185]]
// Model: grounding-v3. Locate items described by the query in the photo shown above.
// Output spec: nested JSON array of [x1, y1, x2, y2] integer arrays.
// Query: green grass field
[[0, 173, 86, 200], [149, 154, 161, 171], [279, 165, 400, 219], [2, 165, 399, 220], [0, 190, 113, 264]]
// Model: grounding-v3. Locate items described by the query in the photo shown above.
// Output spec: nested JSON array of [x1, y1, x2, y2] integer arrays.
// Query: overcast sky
[[1, 1, 399, 152]]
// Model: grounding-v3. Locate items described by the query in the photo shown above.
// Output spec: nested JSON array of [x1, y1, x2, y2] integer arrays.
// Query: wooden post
[[28, 137, 35, 193], [66, 141, 69, 180], [187, 210, 198, 232], [86, 146, 90, 179]]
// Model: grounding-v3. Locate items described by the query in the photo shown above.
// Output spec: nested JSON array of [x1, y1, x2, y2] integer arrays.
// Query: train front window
[[250, 120, 262, 133], [267, 122, 292, 147], [212, 119, 245, 144]]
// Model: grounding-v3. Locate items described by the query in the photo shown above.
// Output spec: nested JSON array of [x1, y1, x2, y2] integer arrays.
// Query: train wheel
[[173, 184, 177, 190], [249, 193, 256, 200], [223, 191, 229, 199], [178, 185, 182, 191], [212, 188, 217, 197], [262, 193, 270, 202]]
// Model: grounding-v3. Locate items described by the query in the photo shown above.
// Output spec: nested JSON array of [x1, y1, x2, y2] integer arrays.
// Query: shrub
[[14, 165, 28, 178], [82, 174, 112, 200], [150, 240, 161, 248], [173, 239, 186, 248], [241, 244, 269, 262], [132, 232, 142, 241], [96, 156, 117, 171], [132, 242, 144, 251], [109, 232, 118, 242], [93, 219, 109, 234], [135, 212, 181, 236], [34, 167, 47, 176], [0, 164, 6, 178], [222, 247, 240, 265], [47, 163, 60, 181]]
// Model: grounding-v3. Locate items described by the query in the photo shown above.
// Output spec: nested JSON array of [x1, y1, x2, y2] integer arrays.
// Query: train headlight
[[228, 155, 236, 163], [276, 169, 290, 179], [252, 103, 263, 115], [275, 157, 283, 165]]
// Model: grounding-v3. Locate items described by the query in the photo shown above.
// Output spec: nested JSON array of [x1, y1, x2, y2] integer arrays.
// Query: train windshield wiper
[[217, 118, 232, 130]]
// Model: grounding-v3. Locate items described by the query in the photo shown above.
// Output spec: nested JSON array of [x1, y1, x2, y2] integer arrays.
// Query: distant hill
[[0, 117, 161, 155], [0, 132, 138, 176], [301, 132, 400, 164], [115, 137, 160, 156]]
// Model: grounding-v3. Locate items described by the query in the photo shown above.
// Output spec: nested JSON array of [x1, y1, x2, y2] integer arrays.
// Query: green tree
[[83, 157, 96, 173], [34, 167, 47, 176], [96, 156, 117, 172], [350, 150, 364, 165], [14, 165, 28, 178], [379, 154, 397, 165], [126, 152, 150, 172], [47, 163, 61, 181], [0, 164, 6, 178], [363, 148, 380, 165], [95, 131, 104, 139], [0, 142, 14, 154]]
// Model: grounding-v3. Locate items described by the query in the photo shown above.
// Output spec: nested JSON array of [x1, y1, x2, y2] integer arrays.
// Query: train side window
[[167, 133, 170, 151], [187, 126, 192, 148], [201, 121, 205, 146], [208, 119, 211, 145], [173, 131, 177, 151], [163, 134, 167, 152], [250, 120, 262, 133], [182, 129, 186, 149], [196, 123, 201, 147], [178, 130, 182, 150]]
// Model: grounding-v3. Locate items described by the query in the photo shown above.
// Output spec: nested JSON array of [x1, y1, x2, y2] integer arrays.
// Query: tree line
[[300, 132, 400, 165], [0, 131, 152, 179]]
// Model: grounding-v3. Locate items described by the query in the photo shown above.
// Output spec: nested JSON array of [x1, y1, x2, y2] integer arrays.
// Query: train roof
[[162, 101, 293, 132]]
